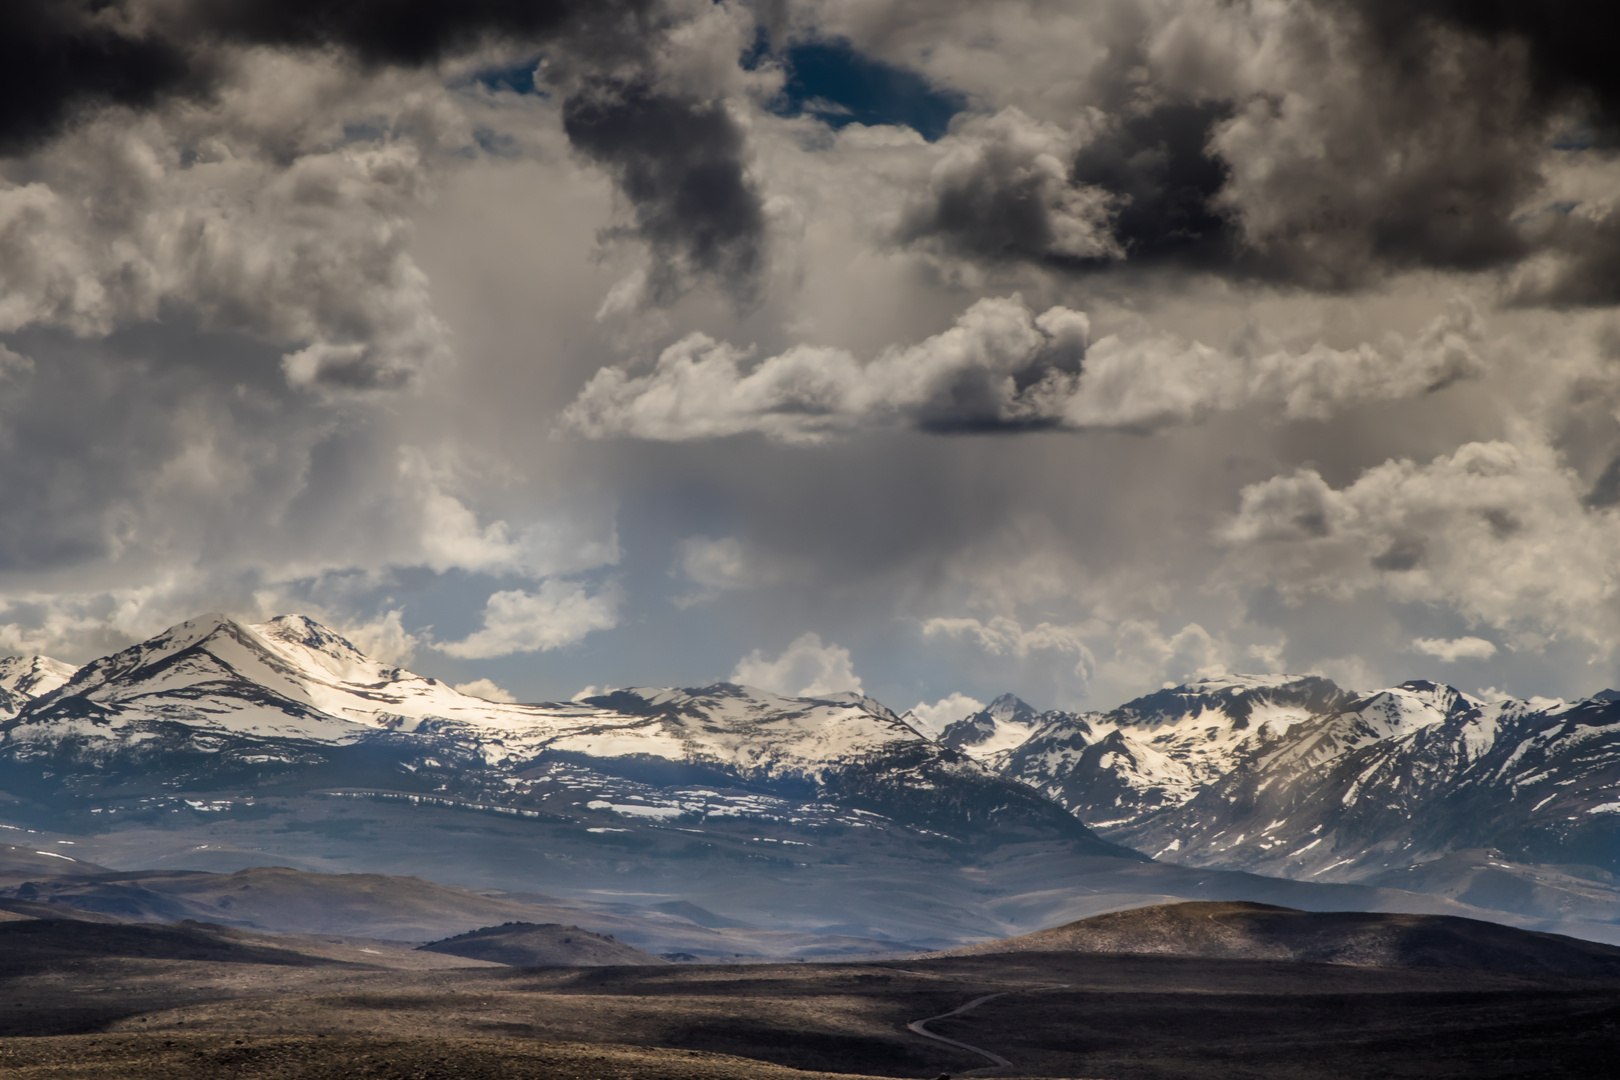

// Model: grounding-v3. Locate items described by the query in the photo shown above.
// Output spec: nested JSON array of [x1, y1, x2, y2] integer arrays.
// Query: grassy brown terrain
[[2, 903, 1618, 1078], [1, 947, 1616, 1076], [0, 1035, 930, 1080]]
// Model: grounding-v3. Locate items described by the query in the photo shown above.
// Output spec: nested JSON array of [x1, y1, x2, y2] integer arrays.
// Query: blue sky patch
[[774, 39, 966, 141], [469, 58, 544, 96]]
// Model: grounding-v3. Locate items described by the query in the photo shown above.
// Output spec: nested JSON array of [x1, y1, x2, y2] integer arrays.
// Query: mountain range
[[0, 613, 1615, 947], [945, 678, 1619, 898]]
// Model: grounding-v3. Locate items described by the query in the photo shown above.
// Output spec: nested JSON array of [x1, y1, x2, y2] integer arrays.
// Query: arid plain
[[3, 899, 1618, 1080]]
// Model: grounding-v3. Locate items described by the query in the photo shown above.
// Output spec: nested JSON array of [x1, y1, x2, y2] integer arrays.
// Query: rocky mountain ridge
[[961, 676, 1620, 890], [0, 613, 1121, 857]]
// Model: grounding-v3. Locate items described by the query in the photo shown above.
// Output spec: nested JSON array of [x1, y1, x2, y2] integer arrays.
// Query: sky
[[2, 0, 1620, 716]]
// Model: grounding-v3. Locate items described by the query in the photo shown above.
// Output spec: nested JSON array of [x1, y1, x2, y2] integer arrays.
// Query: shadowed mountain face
[[944, 900, 1620, 976], [420, 922, 664, 967], [937, 693, 1043, 757]]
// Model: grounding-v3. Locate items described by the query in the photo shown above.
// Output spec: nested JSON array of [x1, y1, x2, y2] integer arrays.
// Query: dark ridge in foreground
[[0, 918, 344, 977], [419, 921, 666, 967], [943, 900, 1620, 975], [0, 1036, 899, 1080]]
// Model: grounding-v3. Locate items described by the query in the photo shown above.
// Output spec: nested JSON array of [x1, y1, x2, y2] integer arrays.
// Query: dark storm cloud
[[896, 108, 1123, 268], [1351, 1, 1620, 124], [1210, 0, 1616, 295], [905, 102, 1236, 273], [0, 0, 766, 309], [1340, 0, 1620, 304], [563, 77, 767, 307], [182, 0, 650, 67], [1068, 103, 1234, 269], [888, 3, 1616, 298], [206, 0, 769, 306], [0, 2, 191, 155], [0, 1, 651, 153], [1508, 215, 1620, 308]]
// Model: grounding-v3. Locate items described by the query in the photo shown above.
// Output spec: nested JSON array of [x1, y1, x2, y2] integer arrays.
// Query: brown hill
[[419, 922, 666, 967], [0, 918, 360, 977], [944, 901, 1620, 975]]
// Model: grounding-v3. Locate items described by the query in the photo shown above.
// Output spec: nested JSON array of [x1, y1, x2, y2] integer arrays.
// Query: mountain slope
[[7, 616, 1614, 948], [0, 655, 77, 706]]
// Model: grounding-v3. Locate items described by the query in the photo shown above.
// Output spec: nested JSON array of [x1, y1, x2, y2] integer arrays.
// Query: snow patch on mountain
[[959, 672, 1620, 885], [0, 655, 78, 700], [0, 614, 940, 781], [574, 684, 924, 779], [938, 693, 1043, 759]]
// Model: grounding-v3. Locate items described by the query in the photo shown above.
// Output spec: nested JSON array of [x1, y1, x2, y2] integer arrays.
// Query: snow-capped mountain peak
[[938, 692, 1046, 759], [571, 683, 922, 778], [251, 614, 403, 686], [967, 673, 1620, 890], [0, 654, 78, 698], [1, 616, 943, 778], [1351, 679, 1485, 739], [0, 613, 1128, 861]]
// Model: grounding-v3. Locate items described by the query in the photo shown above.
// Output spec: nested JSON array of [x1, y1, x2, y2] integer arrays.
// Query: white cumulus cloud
[[731, 632, 863, 697], [1411, 636, 1499, 663], [904, 692, 986, 739], [671, 535, 781, 606], [1219, 438, 1620, 652], [562, 295, 1485, 443], [437, 580, 622, 659], [453, 677, 518, 703]]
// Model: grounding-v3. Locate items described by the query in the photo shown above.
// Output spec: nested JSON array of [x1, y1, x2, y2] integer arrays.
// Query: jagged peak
[[605, 683, 902, 723], [0, 654, 79, 699], [253, 614, 366, 656], [1177, 673, 1338, 693], [1373, 680, 1487, 719], [40, 612, 253, 700], [1111, 673, 1350, 729], [980, 692, 1040, 724]]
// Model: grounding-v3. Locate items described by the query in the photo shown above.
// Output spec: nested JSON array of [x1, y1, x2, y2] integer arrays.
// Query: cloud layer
[[0, 0, 1618, 713], [564, 294, 1485, 441]]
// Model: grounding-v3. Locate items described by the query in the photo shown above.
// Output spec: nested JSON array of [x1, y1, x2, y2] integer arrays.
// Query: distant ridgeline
[[0, 614, 1615, 942], [934, 677, 1620, 883]]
